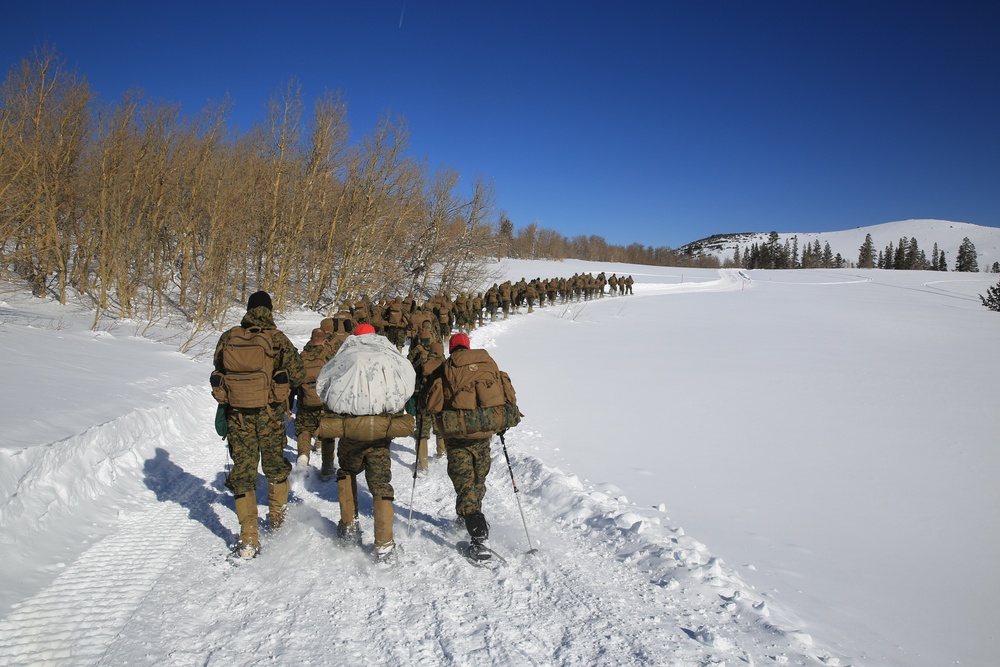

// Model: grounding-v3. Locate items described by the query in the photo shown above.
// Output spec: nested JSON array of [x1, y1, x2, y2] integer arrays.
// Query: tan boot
[[233, 491, 259, 559], [436, 438, 447, 458], [337, 474, 361, 544], [373, 497, 396, 561], [319, 439, 336, 481], [267, 479, 289, 532], [296, 432, 312, 464], [417, 438, 429, 472]]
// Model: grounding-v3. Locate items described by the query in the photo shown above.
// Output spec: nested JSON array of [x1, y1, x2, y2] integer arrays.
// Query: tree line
[[725, 231, 986, 272], [0, 47, 721, 345], [0, 47, 504, 346]]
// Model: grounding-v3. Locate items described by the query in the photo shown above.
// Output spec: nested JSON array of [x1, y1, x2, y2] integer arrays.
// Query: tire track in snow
[[0, 502, 194, 666]]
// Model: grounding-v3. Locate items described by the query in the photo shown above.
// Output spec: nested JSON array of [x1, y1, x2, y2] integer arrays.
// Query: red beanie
[[449, 333, 471, 353], [354, 323, 376, 335]]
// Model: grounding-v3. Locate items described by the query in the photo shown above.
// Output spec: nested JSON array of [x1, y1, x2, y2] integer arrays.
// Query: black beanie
[[247, 290, 273, 311]]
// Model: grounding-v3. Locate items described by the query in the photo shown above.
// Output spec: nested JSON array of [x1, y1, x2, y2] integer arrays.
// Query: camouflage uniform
[[337, 436, 394, 501], [445, 436, 492, 516], [215, 305, 305, 495], [213, 302, 304, 557], [295, 337, 339, 468], [408, 338, 446, 467]]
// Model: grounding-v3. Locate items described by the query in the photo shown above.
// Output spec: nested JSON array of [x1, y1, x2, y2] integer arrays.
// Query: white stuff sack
[[316, 333, 415, 415]]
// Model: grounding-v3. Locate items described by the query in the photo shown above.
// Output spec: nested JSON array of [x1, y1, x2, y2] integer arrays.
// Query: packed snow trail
[[0, 385, 846, 666]]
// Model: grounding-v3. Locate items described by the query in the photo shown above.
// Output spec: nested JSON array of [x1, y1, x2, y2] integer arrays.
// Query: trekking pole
[[499, 431, 537, 554], [406, 412, 423, 536]]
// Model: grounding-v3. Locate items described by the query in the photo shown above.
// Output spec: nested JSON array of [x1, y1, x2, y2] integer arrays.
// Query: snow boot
[[234, 491, 259, 559], [267, 479, 289, 532], [373, 497, 396, 562], [337, 473, 362, 545], [436, 438, 447, 458]]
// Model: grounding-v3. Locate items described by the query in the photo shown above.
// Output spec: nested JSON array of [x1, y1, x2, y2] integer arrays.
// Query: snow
[[695, 219, 1000, 270], [2, 238, 998, 666]]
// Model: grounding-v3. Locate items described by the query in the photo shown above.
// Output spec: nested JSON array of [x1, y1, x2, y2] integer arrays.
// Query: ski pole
[[406, 412, 423, 536], [499, 431, 537, 554]]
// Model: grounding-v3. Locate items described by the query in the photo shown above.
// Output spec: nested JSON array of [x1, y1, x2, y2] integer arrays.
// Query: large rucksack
[[429, 349, 520, 438], [211, 326, 289, 409]]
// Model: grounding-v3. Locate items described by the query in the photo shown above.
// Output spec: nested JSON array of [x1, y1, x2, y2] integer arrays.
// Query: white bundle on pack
[[316, 333, 415, 415]]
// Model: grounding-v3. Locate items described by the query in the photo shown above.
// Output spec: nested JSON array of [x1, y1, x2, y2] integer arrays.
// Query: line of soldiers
[[332, 272, 637, 352], [216, 270, 632, 561]]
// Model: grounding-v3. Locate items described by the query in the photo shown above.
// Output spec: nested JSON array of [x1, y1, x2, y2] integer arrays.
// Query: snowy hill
[[680, 219, 1000, 269], [1, 262, 998, 666]]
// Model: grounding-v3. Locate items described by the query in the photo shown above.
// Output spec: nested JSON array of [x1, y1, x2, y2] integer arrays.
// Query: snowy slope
[[684, 219, 1000, 269], [1, 260, 998, 666]]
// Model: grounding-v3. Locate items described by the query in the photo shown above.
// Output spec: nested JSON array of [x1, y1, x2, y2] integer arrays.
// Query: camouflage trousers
[[414, 412, 434, 440], [294, 404, 325, 437], [446, 436, 492, 517], [225, 406, 292, 495], [337, 436, 394, 500]]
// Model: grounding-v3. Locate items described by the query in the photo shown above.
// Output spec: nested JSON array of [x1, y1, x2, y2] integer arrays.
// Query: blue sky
[[4, 1, 998, 248]]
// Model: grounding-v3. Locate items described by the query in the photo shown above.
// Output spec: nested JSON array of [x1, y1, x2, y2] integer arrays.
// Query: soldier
[[624, 274, 634, 295], [211, 291, 305, 560], [524, 280, 537, 313], [499, 281, 512, 318], [423, 333, 516, 561], [294, 328, 338, 472], [329, 323, 414, 562], [383, 298, 407, 351], [408, 336, 446, 472], [485, 284, 499, 322]]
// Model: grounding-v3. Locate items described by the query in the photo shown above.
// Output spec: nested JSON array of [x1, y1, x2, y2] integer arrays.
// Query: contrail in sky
[[399, 2, 406, 28]]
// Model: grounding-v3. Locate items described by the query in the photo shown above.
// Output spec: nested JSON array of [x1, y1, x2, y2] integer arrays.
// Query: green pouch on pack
[[215, 404, 228, 438]]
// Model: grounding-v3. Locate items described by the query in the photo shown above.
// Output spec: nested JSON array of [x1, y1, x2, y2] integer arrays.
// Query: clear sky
[[4, 1, 999, 248]]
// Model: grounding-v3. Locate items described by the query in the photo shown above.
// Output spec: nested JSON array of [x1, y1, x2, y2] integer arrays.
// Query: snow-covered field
[[1, 257, 997, 666]]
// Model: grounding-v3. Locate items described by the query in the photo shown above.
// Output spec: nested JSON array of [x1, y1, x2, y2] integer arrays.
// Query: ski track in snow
[[1, 271, 853, 666]]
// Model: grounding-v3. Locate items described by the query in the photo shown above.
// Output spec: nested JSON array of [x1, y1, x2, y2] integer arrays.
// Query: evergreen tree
[[822, 242, 834, 268], [937, 251, 948, 271], [905, 237, 920, 269], [894, 238, 907, 269], [955, 237, 979, 272], [932, 243, 940, 271], [858, 233, 875, 268], [877, 250, 885, 269], [884, 242, 895, 269], [980, 278, 1000, 311], [992, 262, 1000, 273]]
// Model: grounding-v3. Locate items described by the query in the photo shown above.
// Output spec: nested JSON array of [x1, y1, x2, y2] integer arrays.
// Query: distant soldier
[[624, 275, 634, 295], [485, 284, 499, 322]]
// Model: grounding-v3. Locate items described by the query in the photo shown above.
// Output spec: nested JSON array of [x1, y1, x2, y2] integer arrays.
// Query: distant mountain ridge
[[679, 219, 1000, 270]]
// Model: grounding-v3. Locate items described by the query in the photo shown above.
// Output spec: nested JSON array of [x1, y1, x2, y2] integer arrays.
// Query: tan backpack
[[299, 346, 329, 407], [212, 326, 289, 408], [428, 349, 519, 437]]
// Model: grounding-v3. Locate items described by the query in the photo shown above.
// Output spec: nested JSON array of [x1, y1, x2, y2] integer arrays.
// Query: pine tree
[[980, 278, 1000, 311], [858, 233, 875, 268], [955, 237, 979, 272], [938, 251, 947, 271]]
